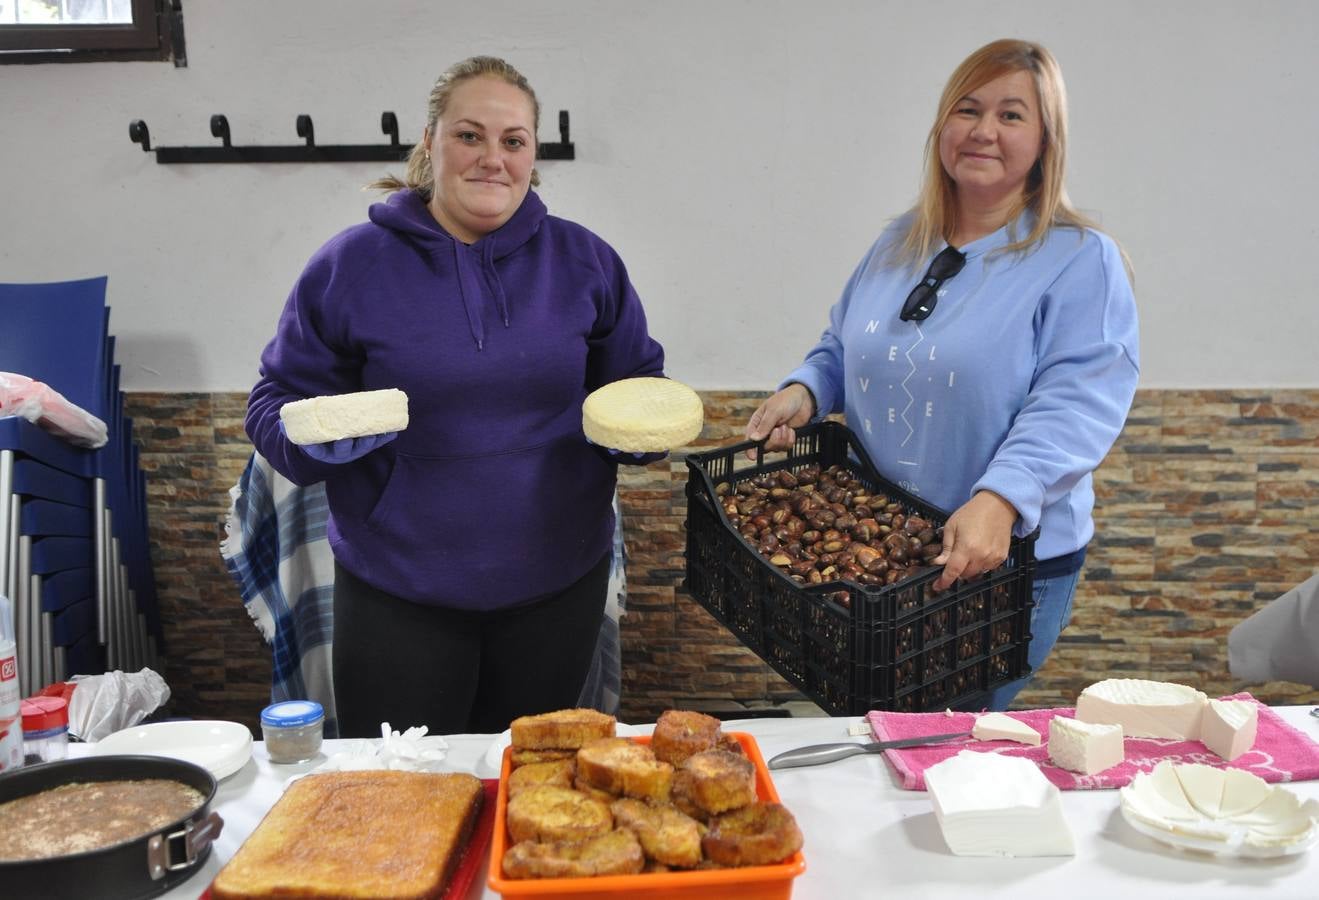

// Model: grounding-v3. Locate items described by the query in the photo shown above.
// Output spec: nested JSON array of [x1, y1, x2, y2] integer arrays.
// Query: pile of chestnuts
[[714, 463, 943, 606]]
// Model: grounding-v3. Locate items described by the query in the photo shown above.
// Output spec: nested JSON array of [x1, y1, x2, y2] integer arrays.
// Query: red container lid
[[20, 695, 68, 731]]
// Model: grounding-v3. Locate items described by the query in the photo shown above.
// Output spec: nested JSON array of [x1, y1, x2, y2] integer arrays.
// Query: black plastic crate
[[684, 421, 1036, 715]]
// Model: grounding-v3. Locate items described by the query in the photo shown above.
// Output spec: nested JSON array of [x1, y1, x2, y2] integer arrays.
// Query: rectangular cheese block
[[924, 751, 1075, 857], [279, 388, 409, 445], [1200, 698, 1258, 762], [1047, 716, 1124, 775], [1074, 678, 1207, 739], [971, 712, 1041, 746]]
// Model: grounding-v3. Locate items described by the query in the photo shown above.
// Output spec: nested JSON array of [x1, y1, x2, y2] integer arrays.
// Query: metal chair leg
[[95, 480, 108, 645]]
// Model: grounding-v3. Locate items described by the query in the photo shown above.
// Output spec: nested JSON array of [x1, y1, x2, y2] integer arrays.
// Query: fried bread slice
[[651, 710, 722, 766], [502, 828, 645, 879], [510, 747, 578, 769], [510, 708, 616, 751], [211, 771, 481, 899], [508, 759, 575, 797], [702, 801, 803, 867], [576, 737, 674, 802], [673, 749, 756, 815], [506, 785, 612, 845], [610, 797, 704, 868]]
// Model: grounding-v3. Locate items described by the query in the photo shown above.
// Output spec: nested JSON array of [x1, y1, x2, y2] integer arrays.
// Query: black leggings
[[331, 553, 610, 738]]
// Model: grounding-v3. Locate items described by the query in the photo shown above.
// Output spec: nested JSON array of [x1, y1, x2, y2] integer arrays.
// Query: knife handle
[[768, 743, 869, 770]]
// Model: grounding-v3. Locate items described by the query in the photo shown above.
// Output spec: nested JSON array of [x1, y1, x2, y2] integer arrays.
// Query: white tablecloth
[[77, 707, 1319, 900]]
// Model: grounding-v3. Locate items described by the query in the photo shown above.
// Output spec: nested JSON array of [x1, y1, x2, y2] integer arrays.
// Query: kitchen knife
[[767, 731, 971, 769]]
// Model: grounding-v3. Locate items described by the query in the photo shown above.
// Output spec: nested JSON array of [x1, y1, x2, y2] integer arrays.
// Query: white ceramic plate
[[1121, 806, 1319, 859], [92, 720, 253, 780], [479, 721, 643, 776], [1119, 761, 1319, 859]]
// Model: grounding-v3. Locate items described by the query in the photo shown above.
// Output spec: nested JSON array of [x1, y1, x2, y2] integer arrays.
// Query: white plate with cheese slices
[[92, 719, 254, 781], [1119, 761, 1319, 858]]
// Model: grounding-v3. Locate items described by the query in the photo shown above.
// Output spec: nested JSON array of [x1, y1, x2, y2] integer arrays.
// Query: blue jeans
[[981, 569, 1082, 710]]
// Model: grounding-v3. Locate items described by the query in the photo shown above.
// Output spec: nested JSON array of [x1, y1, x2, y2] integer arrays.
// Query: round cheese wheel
[[582, 377, 703, 452]]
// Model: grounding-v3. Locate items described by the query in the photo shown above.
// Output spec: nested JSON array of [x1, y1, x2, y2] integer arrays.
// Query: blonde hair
[[894, 39, 1128, 275], [368, 55, 541, 197]]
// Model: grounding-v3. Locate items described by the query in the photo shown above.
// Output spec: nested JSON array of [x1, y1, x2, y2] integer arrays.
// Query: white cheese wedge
[[279, 389, 409, 445], [581, 377, 704, 452], [1075, 678, 1207, 739], [971, 712, 1042, 746], [1232, 784, 1306, 826], [924, 751, 1075, 857], [1047, 716, 1124, 775], [1124, 761, 1200, 825], [1174, 763, 1225, 818], [1200, 698, 1258, 762], [1217, 768, 1272, 818]]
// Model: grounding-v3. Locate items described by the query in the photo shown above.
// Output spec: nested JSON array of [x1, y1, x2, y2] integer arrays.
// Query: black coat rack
[[128, 110, 575, 164]]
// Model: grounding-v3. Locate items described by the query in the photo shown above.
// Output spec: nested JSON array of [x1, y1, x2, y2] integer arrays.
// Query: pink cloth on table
[[867, 693, 1319, 791]]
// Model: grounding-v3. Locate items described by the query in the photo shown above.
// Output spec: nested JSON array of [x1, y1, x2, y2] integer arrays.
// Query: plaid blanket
[[221, 453, 626, 739]]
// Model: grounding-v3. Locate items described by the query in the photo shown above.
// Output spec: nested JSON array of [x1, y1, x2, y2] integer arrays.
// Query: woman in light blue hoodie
[[747, 39, 1139, 710]]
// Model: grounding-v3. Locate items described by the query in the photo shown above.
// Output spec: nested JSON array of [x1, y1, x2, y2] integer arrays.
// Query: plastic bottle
[[0, 594, 22, 772]]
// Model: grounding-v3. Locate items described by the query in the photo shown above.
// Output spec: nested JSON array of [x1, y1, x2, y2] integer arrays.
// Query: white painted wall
[[1, 0, 1315, 391]]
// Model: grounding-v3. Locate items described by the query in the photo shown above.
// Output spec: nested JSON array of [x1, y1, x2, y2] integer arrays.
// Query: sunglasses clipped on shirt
[[899, 245, 967, 322]]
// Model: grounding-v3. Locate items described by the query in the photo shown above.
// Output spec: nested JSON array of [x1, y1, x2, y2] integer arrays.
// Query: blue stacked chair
[[0, 278, 160, 696]]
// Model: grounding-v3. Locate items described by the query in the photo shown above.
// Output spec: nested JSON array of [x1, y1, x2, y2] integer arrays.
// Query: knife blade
[[767, 731, 971, 770]]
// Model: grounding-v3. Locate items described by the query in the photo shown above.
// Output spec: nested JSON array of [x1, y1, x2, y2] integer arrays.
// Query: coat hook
[[381, 111, 400, 148], [129, 120, 152, 152], [127, 109, 575, 164], [210, 114, 232, 148]]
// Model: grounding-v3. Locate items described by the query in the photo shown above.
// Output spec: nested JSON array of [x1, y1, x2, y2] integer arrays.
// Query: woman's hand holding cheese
[[931, 490, 1019, 591], [292, 429, 398, 465]]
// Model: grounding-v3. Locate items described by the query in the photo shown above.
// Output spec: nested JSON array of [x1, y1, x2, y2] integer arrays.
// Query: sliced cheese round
[[582, 377, 703, 452], [280, 388, 409, 445], [1119, 761, 1318, 856]]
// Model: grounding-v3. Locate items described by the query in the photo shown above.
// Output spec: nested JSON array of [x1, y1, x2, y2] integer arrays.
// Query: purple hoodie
[[246, 189, 665, 610]]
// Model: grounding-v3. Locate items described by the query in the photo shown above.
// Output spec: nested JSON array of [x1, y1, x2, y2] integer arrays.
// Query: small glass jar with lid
[[21, 695, 69, 765], [260, 700, 324, 764]]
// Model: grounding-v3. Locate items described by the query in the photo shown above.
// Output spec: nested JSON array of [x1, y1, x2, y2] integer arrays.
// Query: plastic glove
[[281, 420, 398, 464], [584, 434, 650, 459]]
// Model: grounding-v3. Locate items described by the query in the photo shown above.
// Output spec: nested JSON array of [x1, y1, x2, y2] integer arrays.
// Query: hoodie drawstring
[[369, 190, 544, 351], [482, 240, 512, 330], [443, 240, 513, 352], [447, 241, 486, 351]]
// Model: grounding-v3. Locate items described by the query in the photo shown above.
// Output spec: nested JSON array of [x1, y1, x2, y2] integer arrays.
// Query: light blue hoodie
[[783, 213, 1139, 567]]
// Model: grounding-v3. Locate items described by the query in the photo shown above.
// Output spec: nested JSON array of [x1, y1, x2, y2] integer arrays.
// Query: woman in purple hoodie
[[245, 57, 665, 737]]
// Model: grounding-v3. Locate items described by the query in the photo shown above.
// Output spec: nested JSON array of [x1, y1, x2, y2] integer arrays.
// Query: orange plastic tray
[[487, 732, 806, 900]]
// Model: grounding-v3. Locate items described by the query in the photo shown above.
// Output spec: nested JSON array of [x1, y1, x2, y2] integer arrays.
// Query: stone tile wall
[[124, 390, 1318, 731]]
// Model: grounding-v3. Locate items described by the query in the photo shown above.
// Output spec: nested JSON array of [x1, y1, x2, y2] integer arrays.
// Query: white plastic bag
[[68, 668, 171, 742], [0, 371, 108, 448]]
